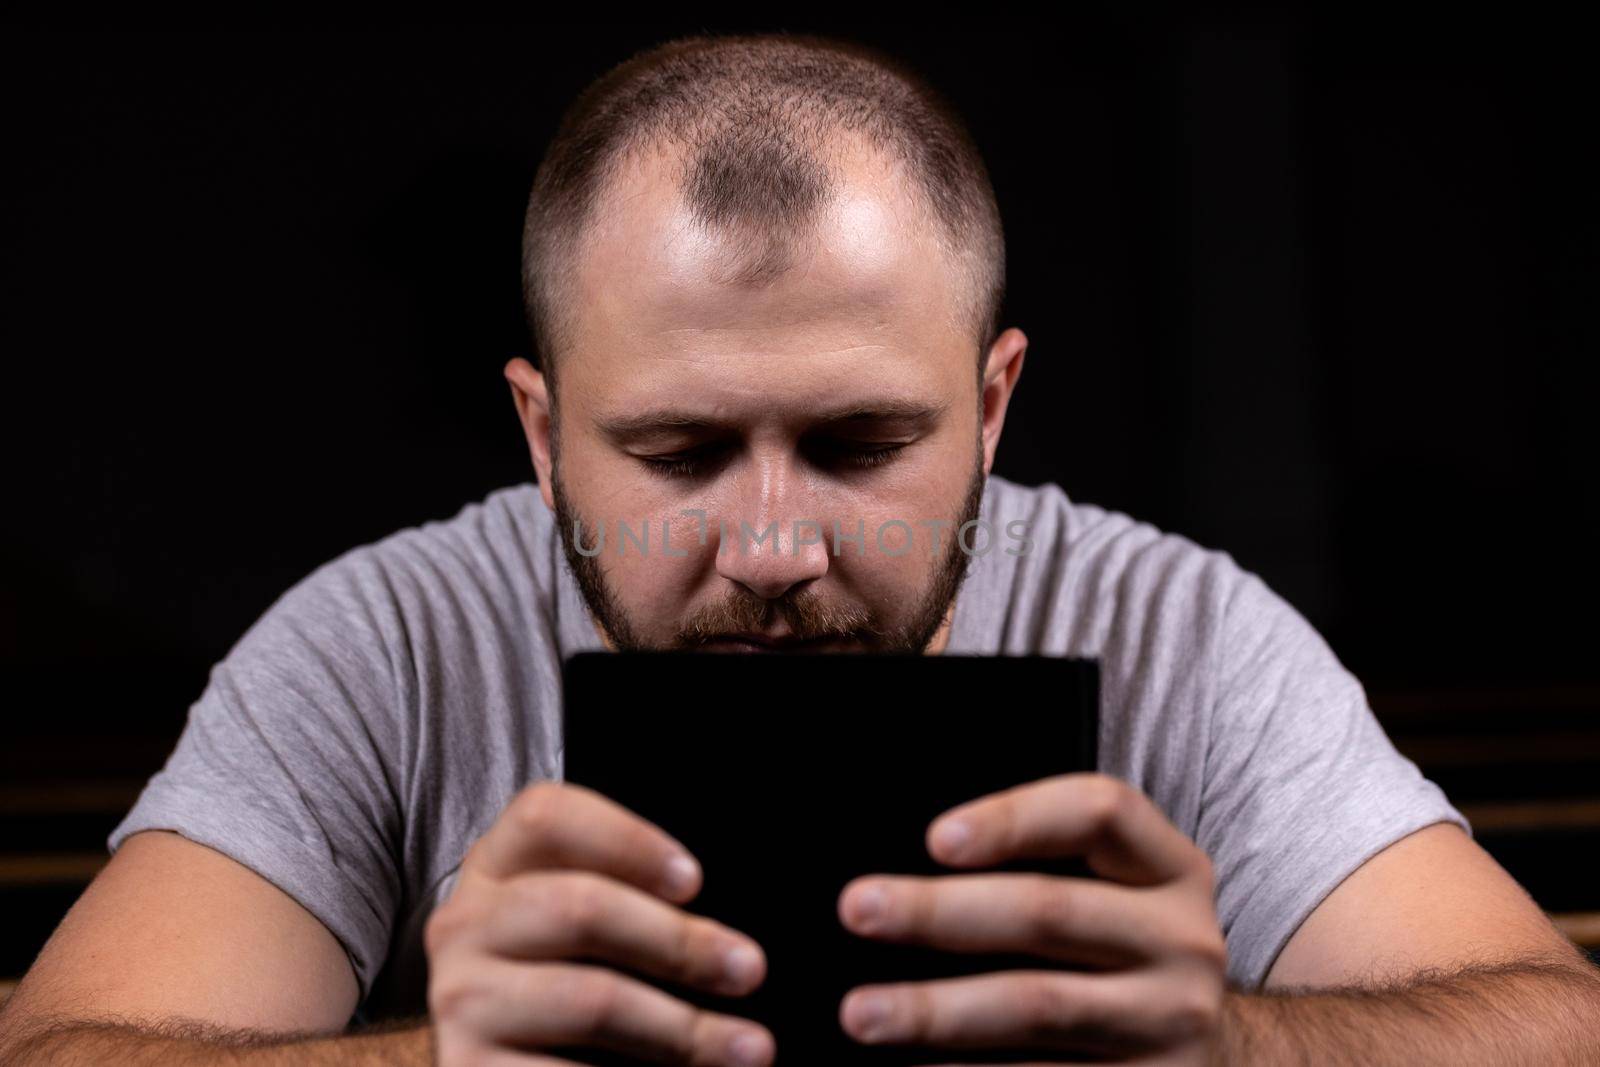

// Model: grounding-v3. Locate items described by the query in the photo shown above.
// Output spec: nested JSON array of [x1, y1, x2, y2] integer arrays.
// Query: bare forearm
[[0, 1015, 433, 1066], [1216, 957, 1600, 1066]]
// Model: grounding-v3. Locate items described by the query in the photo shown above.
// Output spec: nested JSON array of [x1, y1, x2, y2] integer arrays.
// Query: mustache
[[676, 586, 886, 645]]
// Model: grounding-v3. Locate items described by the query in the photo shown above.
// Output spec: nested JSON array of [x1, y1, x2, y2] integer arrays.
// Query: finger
[[926, 772, 1202, 886], [466, 869, 765, 996], [433, 957, 775, 1066], [839, 872, 1217, 970], [466, 780, 703, 903], [839, 968, 1171, 1055]]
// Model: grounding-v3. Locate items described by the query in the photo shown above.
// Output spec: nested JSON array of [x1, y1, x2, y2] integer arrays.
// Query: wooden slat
[[1550, 912, 1600, 949], [1456, 798, 1600, 833], [1371, 685, 1600, 717], [0, 781, 144, 816], [1395, 733, 1600, 767], [0, 853, 106, 887]]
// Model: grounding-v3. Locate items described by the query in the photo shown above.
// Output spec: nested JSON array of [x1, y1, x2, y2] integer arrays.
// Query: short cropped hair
[[521, 31, 1007, 399]]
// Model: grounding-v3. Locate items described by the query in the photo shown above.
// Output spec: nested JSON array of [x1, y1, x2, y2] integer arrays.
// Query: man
[[2, 31, 1596, 1066]]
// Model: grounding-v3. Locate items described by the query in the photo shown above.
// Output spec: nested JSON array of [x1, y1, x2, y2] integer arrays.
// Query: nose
[[713, 463, 832, 601]]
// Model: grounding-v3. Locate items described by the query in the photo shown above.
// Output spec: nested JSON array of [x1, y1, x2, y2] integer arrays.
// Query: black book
[[559, 650, 1101, 1065]]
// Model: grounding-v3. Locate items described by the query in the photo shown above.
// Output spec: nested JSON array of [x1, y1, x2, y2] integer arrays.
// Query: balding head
[[521, 32, 1006, 401]]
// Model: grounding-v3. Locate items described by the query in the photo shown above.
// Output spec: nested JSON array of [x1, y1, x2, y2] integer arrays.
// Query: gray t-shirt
[[109, 473, 1470, 1018]]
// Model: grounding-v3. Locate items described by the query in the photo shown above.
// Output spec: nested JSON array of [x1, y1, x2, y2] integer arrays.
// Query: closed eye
[[638, 445, 729, 480], [803, 439, 909, 473], [637, 441, 909, 480], [641, 455, 705, 478]]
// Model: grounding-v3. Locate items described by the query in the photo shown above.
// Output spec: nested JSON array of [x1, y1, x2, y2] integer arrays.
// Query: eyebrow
[[596, 398, 951, 445]]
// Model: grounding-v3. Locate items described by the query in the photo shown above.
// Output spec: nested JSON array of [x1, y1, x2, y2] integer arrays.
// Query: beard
[[550, 438, 987, 655]]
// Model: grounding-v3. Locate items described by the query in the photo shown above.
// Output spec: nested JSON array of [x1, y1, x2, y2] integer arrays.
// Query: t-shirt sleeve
[[1196, 569, 1473, 993], [107, 549, 407, 1002]]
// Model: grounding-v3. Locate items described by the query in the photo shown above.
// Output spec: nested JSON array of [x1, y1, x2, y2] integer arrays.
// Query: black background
[[5, 17, 1595, 744], [3, 15, 1598, 977]]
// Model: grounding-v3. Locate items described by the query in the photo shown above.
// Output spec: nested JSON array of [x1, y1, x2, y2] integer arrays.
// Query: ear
[[978, 328, 1028, 477], [503, 357, 556, 510]]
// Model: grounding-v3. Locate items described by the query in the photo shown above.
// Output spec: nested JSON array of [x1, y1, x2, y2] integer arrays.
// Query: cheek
[[832, 542, 924, 615], [568, 445, 666, 518], [826, 495, 961, 601], [594, 510, 714, 617]]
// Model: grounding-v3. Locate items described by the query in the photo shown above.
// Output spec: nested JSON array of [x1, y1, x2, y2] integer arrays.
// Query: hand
[[836, 772, 1226, 1065], [426, 780, 776, 1066]]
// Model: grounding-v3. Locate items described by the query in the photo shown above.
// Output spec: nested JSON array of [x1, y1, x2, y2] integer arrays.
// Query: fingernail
[[720, 942, 762, 990], [728, 1028, 770, 1067], [846, 992, 891, 1041], [932, 817, 971, 857], [663, 853, 699, 896], [848, 884, 887, 931]]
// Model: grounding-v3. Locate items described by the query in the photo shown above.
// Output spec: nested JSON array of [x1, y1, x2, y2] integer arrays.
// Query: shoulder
[[270, 483, 556, 643], [212, 482, 565, 730], [964, 475, 1248, 657], [343, 482, 552, 601]]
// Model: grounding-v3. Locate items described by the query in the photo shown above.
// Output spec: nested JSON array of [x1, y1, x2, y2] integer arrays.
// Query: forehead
[[561, 138, 972, 420]]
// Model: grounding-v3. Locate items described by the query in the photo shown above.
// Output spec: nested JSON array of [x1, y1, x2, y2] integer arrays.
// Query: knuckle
[[899, 982, 932, 1038], [423, 906, 453, 957], [1165, 981, 1222, 1040], [561, 967, 623, 1035], [546, 872, 609, 947], [511, 780, 565, 836], [888, 881, 922, 935], [1190, 850, 1219, 891], [1017, 977, 1072, 1040], [1029, 877, 1079, 946], [1087, 775, 1126, 825], [502, 870, 551, 913], [1163, 896, 1227, 971], [686, 1007, 731, 1061], [674, 913, 704, 982], [424, 898, 474, 957], [427, 968, 480, 1024], [1183, 929, 1229, 972]]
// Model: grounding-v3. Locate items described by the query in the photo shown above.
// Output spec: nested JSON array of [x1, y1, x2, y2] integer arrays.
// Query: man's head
[[506, 32, 1028, 654]]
